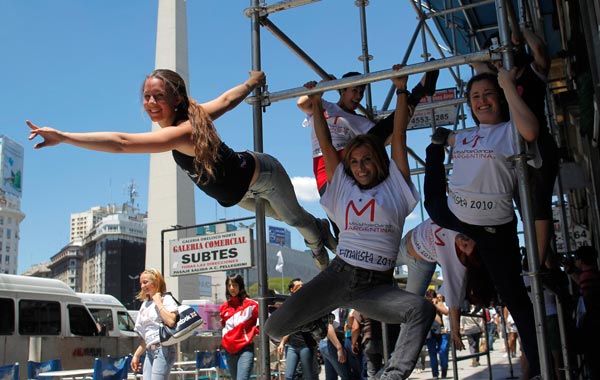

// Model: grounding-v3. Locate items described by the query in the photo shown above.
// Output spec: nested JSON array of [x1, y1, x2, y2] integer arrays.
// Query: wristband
[[396, 88, 410, 96]]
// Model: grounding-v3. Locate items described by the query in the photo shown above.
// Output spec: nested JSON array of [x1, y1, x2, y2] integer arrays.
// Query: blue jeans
[[237, 152, 324, 250], [425, 334, 448, 377], [265, 257, 435, 380], [486, 322, 497, 350], [345, 337, 363, 380], [320, 339, 350, 380], [143, 345, 176, 380], [397, 237, 437, 296], [285, 344, 318, 380], [225, 344, 254, 380]]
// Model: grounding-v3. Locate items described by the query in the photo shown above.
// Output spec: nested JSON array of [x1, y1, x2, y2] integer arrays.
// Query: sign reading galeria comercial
[[169, 229, 253, 276]]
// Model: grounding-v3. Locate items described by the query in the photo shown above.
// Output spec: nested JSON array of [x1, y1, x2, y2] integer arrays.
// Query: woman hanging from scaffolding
[[423, 68, 542, 379], [265, 64, 435, 380], [26, 69, 336, 270]]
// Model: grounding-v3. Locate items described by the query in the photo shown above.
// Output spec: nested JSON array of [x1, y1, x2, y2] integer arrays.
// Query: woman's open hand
[[26, 120, 64, 149]]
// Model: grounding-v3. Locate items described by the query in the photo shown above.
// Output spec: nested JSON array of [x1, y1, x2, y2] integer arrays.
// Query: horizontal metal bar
[[410, 163, 453, 175], [263, 0, 321, 15], [424, 0, 495, 19], [254, 51, 491, 104]]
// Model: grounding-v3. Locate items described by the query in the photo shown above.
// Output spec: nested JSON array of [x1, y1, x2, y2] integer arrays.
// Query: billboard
[[0, 136, 24, 198], [269, 226, 290, 247], [169, 229, 253, 276], [408, 88, 459, 130]]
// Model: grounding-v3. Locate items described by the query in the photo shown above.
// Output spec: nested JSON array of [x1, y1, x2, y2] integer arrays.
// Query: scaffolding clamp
[[243, 3, 268, 18]]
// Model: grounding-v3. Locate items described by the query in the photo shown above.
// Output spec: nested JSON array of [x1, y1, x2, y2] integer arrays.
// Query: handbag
[[159, 292, 204, 346]]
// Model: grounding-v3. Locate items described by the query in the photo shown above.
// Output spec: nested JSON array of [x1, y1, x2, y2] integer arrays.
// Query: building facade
[[0, 136, 25, 275]]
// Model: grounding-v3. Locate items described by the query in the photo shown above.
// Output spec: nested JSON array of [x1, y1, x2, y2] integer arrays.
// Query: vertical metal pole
[[249, 1, 270, 378], [356, 0, 373, 116], [495, 0, 552, 378]]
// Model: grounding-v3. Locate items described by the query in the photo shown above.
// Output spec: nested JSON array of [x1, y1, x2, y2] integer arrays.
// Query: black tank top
[[172, 142, 256, 207]]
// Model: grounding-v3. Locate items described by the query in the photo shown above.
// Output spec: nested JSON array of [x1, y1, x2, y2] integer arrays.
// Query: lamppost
[[128, 274, 140, 309]]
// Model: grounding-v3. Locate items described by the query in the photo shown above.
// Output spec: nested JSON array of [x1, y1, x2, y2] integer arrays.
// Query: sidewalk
[[408, 344, 522, 380], [318, 337, 522, 380]]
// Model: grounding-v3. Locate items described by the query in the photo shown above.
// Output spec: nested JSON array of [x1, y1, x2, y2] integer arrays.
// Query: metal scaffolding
[[242, 0, 600, 379]]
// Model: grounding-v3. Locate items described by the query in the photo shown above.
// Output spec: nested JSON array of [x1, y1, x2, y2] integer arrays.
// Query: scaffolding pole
[[495, 0, 552, 378], [248, 1, 271, 379]]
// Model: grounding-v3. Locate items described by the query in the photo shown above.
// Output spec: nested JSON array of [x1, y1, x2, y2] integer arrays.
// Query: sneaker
[[431, 127, 452, 145], [319, 218, 338, 252], [312, 248, 330, 271]]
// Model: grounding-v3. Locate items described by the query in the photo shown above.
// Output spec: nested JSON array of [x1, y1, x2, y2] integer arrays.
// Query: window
[[68, 305, 99, 336], [0, 298, 15, 335], [117, 311, 136, 332], [89, 308, 114, 333], [0, 216, 3, 225], [19, 300, 61, 335], [6, 229, 11, 239]]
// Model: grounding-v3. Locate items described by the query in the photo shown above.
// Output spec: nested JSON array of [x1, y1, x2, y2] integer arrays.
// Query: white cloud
[[291, 176, 320, 202], [407, 212, 419, 219]]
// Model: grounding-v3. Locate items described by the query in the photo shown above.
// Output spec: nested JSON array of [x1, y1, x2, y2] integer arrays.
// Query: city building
[[0, 136, 25, 275]]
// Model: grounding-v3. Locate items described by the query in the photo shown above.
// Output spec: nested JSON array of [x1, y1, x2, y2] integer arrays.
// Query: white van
[[77, 293, 138, 338], [0, 274, 98, 337]]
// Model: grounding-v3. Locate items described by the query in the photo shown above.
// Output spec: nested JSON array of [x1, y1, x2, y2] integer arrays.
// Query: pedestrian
[[131, 268, 178, 380], [220, 274, 259, 380], [277, 278, 319, 380]]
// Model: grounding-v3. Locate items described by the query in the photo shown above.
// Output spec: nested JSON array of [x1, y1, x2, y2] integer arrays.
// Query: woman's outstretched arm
[[201, 71, 266, 121], [26, 120, 194, 154]]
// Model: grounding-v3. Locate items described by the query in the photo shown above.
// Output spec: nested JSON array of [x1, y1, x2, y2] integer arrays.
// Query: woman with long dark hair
[[26, 69, 335, 269], [220, 274, 258, 380]]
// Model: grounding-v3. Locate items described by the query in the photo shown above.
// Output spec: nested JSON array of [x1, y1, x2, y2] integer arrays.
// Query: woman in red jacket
[[220, 274, 259, 380]]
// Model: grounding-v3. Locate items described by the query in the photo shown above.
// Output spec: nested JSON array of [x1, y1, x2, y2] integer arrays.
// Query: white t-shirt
[[321, 161, 419, 271], [409, 218, 467, 308], [303, 99, 375, 157], [449, 121, 541, 225], [135, 293, 178, 347]]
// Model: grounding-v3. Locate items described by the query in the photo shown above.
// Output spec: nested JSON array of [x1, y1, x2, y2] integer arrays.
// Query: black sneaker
[[431, 127, 452, 145], [408, 59, 440, 108]]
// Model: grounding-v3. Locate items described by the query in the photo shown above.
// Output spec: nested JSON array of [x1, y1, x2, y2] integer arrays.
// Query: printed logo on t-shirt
[[433, 226, 446, 247], [461, 134, 483, 148], [345, 199, 375, 228], [344, 199, 393, 233]]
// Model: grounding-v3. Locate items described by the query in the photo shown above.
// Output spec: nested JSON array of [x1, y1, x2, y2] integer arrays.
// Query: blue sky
[[1, 1, 472, 274]]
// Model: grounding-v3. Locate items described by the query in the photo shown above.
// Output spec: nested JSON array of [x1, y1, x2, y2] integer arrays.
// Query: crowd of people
[[26, 16, 600, 380]]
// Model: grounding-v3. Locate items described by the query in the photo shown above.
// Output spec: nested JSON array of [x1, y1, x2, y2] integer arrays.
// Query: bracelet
[[396, 88, 410, 96], [158, 306, 164, 313], [244, 83, 253, 92]]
